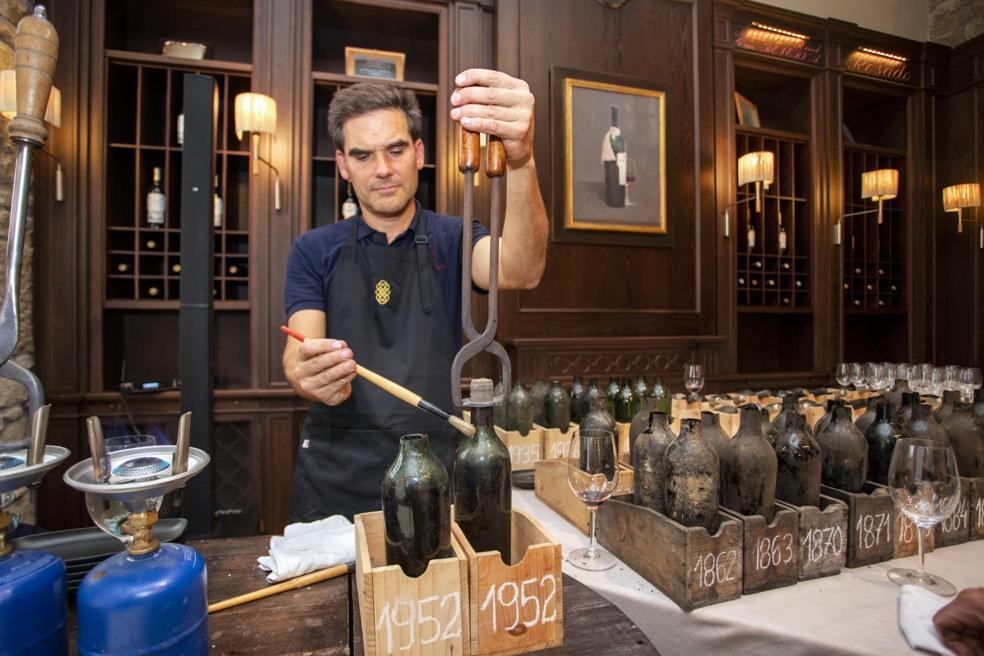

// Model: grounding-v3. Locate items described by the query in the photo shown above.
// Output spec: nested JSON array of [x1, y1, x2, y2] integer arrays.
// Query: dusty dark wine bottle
[[901, 403, 949, 444], [865, 402, 901, 485], [934, 390, 961, 424], [628, 396, 659, 454], [974, 388, 984, 420], [631, 412, 676, 513], [773, 413, 822, 507], [854, 397, 880, 436], [506, 381, 533, 436], [700, 411, 730, 457], [817, 406, 868, 492], [896, 392, 920, 426], [885, 378, 912, 411], [664, 418, 720, 533], [529, 380, 551, 427], [453, 379, 512, 559], [772, 395, 801, 437], [569, 376, 585, 424], [720, 405, 777, 520], [814, 399, 845, 436], [580, 394, 617, 478], [544, 380, 571, 432], [760, 407, 778, 445], [382, 433, 451, 577], [941, 401, 983, 477]]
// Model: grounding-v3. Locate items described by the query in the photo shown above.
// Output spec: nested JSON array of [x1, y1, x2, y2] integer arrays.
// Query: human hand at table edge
[[283, 311, 356, 406], [450, 68, 535, 170]]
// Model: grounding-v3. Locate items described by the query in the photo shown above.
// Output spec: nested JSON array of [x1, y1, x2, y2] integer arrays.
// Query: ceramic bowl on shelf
[[162, 40, 207, 60]]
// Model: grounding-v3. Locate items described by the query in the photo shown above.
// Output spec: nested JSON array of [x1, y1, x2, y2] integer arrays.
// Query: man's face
[[336, 108, 424, 219]]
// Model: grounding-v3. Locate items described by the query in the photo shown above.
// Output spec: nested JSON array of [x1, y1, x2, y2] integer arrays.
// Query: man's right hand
[[291, 338, 357, 406]]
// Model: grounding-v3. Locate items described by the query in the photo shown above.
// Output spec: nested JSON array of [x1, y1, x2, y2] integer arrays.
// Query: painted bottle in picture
[[602, 105, 626, 208]]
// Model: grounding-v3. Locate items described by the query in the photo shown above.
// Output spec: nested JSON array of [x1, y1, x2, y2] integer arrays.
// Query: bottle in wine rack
[[171, 263, 182, 274], [145, 238, 160, 251], [147, 285, 160, 298], [227, 261, 247, 277], [747, 225, 756, 251], [213, 175, 223, 228], [752, 259, 762, 269], [146, 166, 165, 228], [778, 225, 787, 252]]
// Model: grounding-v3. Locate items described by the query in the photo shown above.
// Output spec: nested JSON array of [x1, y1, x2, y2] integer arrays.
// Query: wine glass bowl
[[684, 364, 705, 403], [885, 438, 960, 596], [566, 428, 619, 571]]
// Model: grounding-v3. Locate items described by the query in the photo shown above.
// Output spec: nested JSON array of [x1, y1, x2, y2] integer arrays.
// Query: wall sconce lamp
[[943, 182, 982, 247], [833, 168, 898, 246], [0, 68, 63, 201], [234, 92, 281, 210], [724, 151, 776, 251]]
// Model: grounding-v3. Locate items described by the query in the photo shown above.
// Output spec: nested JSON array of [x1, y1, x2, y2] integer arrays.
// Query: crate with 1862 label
[[451, 508, 563, 655], [597, 495, 743, 611], [821, 483, 895, 567], [354, 511, 470, 656], [778, 495, 847, 581], [722, 504, 799, 593], [495, 425, 543, 472]]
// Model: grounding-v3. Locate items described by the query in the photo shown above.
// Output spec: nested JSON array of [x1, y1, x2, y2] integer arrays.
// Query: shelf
[[311, 70, 438, 93], [106, 49, 252, 73], [735, 125, 810, 142], [844, 143, 907, 157], [738, 306, 813, 314], [844, 308, 907, 316], [105, 300, 251, 311]]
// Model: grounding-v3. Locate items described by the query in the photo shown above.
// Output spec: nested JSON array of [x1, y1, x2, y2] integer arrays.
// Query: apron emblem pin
[[374, 279, 391, 305]]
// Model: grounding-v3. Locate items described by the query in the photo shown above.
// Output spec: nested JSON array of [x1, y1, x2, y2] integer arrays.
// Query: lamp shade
[[942, 183, 981, 212], [737, 151, 774, 188], [0, 68, 61, 126], [861, 169, 898, 201], [234, 92, 276, 140]]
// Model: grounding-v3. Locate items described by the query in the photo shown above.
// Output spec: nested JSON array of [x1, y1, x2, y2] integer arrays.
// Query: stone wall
[[0, 0, 37, 524], [930, 0, 984, 47]]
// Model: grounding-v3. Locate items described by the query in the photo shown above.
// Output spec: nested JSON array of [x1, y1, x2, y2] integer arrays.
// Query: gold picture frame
[[559, 73, 667, 235], [733, 91, 761, 127], [344, 47, 405, 81]]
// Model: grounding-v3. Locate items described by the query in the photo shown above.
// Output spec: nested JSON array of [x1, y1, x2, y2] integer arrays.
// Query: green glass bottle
[[454, 378, 512, 558], [650, 377, 671, 417]]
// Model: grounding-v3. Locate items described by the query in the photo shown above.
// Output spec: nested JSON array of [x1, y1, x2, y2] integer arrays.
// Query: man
[[283, 69, 548, 521]]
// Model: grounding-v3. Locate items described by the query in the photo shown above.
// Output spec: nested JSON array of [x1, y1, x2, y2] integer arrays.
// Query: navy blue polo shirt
[[284, 206, 490, 342]]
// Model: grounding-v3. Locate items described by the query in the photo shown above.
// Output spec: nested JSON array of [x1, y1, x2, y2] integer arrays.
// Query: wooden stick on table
[[208, 562, 354, 614]]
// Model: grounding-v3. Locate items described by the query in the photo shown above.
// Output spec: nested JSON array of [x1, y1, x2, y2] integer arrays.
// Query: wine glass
[[886, 438, 961, 596], [960, 367, 982, 403], [849, 362, 865, 391], [684, 363, 704, 402], [943, 365, 962, 392], [929, 367, 946, 398], [865, 363, 885, 393], [566, 428, 619, 571], [624, 157, 637, 206], [835, 363, 851, 395]]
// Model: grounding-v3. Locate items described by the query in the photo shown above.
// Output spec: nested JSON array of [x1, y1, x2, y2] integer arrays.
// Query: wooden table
[[197, 536, 658, 655]]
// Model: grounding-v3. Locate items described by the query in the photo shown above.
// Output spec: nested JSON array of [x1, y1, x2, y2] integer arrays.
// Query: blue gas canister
[[76, 543, 207, 655], [0, 549, 68, 656]]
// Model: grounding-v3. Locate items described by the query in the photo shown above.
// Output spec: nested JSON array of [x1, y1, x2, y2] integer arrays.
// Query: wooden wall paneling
[[908, 88, 935, 363], [258, 409, 300, 534], [87, 0, 108, 393], [826, 68, 845, 364], [810, 66, 833, 376], [712, 41, 737, 372]]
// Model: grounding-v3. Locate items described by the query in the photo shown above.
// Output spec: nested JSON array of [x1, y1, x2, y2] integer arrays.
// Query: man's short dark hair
[[328, 82, 422, 151]]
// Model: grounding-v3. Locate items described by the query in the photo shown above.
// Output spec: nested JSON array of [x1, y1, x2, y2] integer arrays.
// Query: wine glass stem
[[917, 526, 927, 580], [586, 507, 598, 558]]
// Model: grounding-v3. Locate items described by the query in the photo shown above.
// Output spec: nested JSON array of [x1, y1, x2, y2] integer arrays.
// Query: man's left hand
[[450, 69, 534, 168]]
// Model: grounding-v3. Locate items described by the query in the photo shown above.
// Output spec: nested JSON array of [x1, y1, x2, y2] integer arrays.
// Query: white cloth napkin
[[257, 515, 356, 583], [898, 584, 956, 655]]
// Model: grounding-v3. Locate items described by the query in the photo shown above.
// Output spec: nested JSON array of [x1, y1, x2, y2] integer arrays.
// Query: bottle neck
[[832, 406, 852, 423], [875, 402, 895, 422], [647, 411, 668, 429], [786, 413, 806, 432], [701, 411, 719, 427], [472, 406, 494, 430], [399, 433, 432, 458], [739, 406, 762, 433]]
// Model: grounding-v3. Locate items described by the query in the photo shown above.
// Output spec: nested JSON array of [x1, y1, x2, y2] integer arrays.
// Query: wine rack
[[104, 57, 251, 305], [309, 0, 441, 227], [735, 128, 811, 310]]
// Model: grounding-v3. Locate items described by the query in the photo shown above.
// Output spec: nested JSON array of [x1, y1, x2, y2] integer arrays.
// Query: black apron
[[289, 212, 458, 521]]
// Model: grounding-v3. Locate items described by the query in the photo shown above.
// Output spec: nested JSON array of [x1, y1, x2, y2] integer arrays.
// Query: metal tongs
[[450, 126, 511, 408], [0, 7, 59, 503]]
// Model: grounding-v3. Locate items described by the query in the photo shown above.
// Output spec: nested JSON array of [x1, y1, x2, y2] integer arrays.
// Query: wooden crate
[[494, 426, 543, 472], [533, 459, 633, 536], [777, 496, 847, 581], [969, 477, 984, 541], [536, 422, 576, 461], [451, 509, 564, 655], [892, 503, 934, 558], [821, 483, 895, 567], [722, 504, 799, 594], [354, 511, 470, 656], [615, 421, 631, 455], [934, 477, 972, 547], [597, 495, 743, 611]]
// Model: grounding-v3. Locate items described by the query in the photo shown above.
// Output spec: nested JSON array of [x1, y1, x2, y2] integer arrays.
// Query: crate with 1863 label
[[355, 511, 470, 656], [451, 508, 563, 655], [722, 503, 799, 593]]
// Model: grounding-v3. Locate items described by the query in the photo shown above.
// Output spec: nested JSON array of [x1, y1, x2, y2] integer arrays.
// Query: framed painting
[[554, 68, 668, 238]]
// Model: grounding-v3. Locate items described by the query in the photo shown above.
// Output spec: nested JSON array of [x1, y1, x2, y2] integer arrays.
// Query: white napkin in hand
[[898, 584, 956, 656], [257, 515, 356, 583]]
